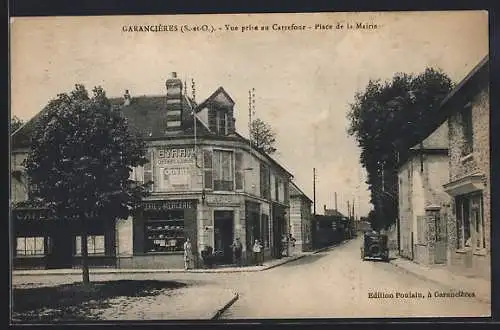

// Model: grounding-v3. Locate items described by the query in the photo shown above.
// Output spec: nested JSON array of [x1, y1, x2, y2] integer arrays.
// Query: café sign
[[12, 208, 54, 221]]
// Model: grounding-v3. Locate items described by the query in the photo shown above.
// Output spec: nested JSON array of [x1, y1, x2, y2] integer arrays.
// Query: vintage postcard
[[9, 11, 490, 322]]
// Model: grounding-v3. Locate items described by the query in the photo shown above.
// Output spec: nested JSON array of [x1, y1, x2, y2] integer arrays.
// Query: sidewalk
[[390, 257, 491, 304], [87, 285, 239, 320], [12, 247, 331, 277]]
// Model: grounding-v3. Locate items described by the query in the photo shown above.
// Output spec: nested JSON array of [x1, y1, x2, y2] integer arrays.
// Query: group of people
[[182, 234, 296, 270], [230, 237, 263, 266]]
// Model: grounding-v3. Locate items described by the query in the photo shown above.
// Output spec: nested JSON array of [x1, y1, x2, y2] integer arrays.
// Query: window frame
[[144, 209, 186, 253], [75, 235, 106, 256], [212, 149, 234, 192], [16, 236, 45, 256], [455, 192, 484, 251]]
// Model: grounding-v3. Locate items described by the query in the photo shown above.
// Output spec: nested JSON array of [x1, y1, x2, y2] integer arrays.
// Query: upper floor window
[[208, 108, 229, 136], [260, 163, 270, 199], [461, 104, 473, 156], [213, 150, 234, 191], [217, 111, 228, 135]]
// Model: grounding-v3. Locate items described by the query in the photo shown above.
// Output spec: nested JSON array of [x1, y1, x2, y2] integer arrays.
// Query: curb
[[211, 291, 239, 320], [13, 242, 352, 277], [12, 255, 311, 276], [389, 260, 491, 305], [260, 254, 307, 271]]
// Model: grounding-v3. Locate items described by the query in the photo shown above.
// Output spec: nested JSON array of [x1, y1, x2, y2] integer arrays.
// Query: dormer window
[[217, 111, 228, 135]]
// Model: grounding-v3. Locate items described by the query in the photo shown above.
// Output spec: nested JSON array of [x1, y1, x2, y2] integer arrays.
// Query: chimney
[[165, 72, 183, 131], [123, 89, 131, 106]]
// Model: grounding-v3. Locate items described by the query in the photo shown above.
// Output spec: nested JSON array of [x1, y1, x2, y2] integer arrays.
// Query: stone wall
[[446, 85, 490, 279]]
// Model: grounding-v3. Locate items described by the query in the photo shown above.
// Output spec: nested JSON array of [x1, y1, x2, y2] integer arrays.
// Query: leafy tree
[[23, 84, 150, 284], [10, 115, 24, 133], [250, 118, 277, 154], [347, 68, 453, 230]]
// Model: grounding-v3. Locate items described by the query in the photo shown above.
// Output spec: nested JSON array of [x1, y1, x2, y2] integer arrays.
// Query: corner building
[[11, 72, 293, 269]]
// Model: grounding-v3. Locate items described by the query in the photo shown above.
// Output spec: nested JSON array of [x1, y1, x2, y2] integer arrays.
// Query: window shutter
[[235, 152, 243, 190], [203, 149, 213, 189]]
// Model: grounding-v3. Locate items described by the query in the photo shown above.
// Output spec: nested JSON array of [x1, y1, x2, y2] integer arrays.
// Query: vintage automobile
[[360, 231, 389, 262]]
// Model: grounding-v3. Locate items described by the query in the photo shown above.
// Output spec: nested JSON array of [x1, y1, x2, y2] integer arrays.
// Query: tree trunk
[[81, 216, 90, 285]]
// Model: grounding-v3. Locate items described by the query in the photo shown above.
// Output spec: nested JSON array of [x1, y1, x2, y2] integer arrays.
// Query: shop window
[[456, 193, 484, 249], [203, 149, 213, 189], [16, 236, 45, 256], [461, 105, 474, 156], [75, 235, 105, 255], [213, 150, 234, 191], [144, 210, 185, 252]]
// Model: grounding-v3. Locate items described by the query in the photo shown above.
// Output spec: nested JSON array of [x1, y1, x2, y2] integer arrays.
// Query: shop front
[[12, 207, 116, 270], [271, 202, 288, 258], [120, 199, 198, 269]]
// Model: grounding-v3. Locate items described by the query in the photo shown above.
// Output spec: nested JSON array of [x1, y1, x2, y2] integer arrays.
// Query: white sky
[[10, 11, 488, 217]]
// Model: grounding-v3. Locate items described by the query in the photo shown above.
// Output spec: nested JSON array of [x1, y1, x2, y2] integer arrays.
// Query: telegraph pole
[[313, 168, 317, 215]]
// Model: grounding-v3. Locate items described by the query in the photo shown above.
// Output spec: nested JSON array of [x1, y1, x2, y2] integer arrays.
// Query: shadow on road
[[279, 253, 329, 267]]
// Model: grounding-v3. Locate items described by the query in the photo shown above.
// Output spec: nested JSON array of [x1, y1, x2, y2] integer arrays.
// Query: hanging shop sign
[[143, 200, 196, 211]]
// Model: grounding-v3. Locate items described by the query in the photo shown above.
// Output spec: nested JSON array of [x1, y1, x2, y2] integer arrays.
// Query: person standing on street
[[253, 239, 263, 266], [183, 238, 193, 270], [281, 234, 289, 257], [232, 237, 243, 267]]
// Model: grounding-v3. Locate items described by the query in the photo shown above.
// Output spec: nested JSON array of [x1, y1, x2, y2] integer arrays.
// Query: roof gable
[[289, 181, 312, 202], [196, 87, 235, 111]]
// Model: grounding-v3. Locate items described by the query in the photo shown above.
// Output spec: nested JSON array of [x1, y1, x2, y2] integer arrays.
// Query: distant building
[[289, 181, 313, 252], [11, 72, 294, 269], [324, 207, 345, 218]]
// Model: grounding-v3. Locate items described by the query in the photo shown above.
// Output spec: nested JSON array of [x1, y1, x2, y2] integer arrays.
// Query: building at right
[[442, 55, 490, 280], [397, 55, 490, 280]]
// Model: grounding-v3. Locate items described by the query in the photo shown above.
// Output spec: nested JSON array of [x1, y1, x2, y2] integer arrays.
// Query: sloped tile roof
[[11, 94, 211, 149]]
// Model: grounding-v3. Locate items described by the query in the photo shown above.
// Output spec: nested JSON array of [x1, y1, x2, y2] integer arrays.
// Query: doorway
[[46, 232, 73, 269], [434, 211, 447, 264], [214, 210, 234, 265]]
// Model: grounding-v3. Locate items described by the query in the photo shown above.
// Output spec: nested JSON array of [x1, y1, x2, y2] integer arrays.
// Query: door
[[214, 211, 234, 264], [434, 212, 447, 264], [46, 232, 73, 269]]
